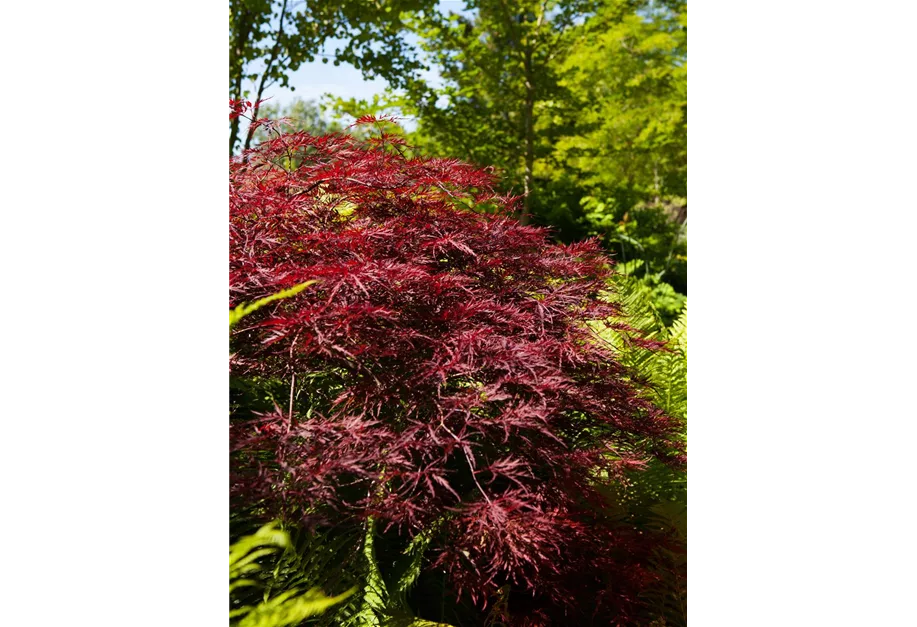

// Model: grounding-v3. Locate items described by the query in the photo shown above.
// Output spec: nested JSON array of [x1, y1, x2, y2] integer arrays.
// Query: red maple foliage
[[229, 107, 685, 625]]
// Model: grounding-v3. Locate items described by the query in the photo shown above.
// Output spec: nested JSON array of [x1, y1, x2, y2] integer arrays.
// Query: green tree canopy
[[230, 0, 438, 153], [394, 0, 594, 224], [553, 0, 686, 203]]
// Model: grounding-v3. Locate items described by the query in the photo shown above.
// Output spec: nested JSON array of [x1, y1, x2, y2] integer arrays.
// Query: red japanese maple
[[229, 107, 685, 624]]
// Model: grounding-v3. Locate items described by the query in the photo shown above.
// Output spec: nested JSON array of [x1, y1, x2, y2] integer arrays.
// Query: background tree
[[380, 0, 687, 312], [554, 0, 686, 206], [395, 0, 594, 225], [552, 0, 687, 305], [229, 0, 437, 154], [250, 97, 344, 145]]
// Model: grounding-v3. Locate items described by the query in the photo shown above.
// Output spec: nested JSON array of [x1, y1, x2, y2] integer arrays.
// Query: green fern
[[593, 274, 687, 627], [389, 523, 437, 610], [669, 304, 687, 353], [642, 500, 687, 627], [237, 588, 358, 627], [230, 522, 355, 627], [595, 274, 687, 424], [230, 281, 317, 328], [336, 518, 454, 627], [347, 517, 389, 627], [244, 515, 454, 627]]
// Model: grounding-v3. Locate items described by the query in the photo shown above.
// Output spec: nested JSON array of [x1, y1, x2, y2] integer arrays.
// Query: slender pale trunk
[[242, 74, 270, 153], [229, 9, 253, 156], [653, 161, 661, 205], [521, 47, 536, 225], [229, 62, 245, 155], [243, 0, 288, 153]]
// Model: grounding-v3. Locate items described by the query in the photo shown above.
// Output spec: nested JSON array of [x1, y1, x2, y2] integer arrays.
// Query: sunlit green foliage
[[593, 274, 687, 626], [230, 0, 438, 152], [230, 522, 356, 627], [229, 280, 317, 328]]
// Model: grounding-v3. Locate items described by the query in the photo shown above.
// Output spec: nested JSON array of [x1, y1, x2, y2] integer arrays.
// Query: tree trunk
[[229, 62, 245, 155], [229, 7, 252, 156], [521, 47, 536, 226], [242, 0, 288, 153], [243, 80, 267, 153], [653, 161, 661, 205]]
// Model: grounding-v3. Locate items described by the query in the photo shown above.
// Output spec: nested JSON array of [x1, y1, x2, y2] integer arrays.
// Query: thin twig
[[289, 373, 296, 423]]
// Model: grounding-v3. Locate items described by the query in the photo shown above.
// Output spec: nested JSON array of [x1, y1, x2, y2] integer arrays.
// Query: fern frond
[[596, 276, 687, 423], [267, 525, 362, 600], [594, 279, 687, 627], [642, 499, 687, 627], [318, 517, 456, 627], [388, 518, 446, 612], [230, 522, 289, 580], [669, 302, 687, 353], [657, 301, 687, 421], [229, 280, 317, 327], [237, 587, 356, 627], [594, 284, 659, 349], [349, 516, 390, 627], [230, 522, 354, 627]]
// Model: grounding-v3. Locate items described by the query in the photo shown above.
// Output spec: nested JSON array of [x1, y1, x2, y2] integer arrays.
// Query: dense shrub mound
[[230, 113, 685, 625]]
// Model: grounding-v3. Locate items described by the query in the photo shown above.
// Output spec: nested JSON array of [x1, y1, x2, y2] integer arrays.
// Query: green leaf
[[351, 516, 388, 626], [229, 281, 317, 328], [238, 587, 356, 627]]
